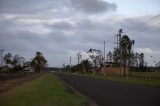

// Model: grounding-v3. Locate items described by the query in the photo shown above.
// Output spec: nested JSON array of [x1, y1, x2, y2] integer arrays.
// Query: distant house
[[24, 67, 35, 73], [101, 62, 128, 75]]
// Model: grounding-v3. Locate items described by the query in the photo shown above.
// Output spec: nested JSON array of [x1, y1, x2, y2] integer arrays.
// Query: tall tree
[[12, 55, 20, 67], [81, 60, 92, 73], [12, 55, 25, 67], [120, 35, 133, 76], [31, 52, 47, 73]]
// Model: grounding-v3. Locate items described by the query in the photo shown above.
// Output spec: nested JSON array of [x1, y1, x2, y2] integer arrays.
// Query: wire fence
[[0, 73, 39, 81], [101, 73, 160, 80], [106, 74, 160, 80]]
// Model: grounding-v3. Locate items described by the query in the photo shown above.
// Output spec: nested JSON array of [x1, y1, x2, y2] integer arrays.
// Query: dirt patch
[[0, 73, 42, 95]]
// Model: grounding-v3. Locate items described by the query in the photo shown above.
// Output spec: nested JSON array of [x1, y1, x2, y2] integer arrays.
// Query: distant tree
[[12, 55, 20, 67], [87, 49, 103, 67], [107, 51, 113, 62], [31, 52, 47, 73], [12, 55, 25, 71], [2, 53, 25, 73], [113, 48, 120, 63], [4, 53, 12, 67], [24, 61, 31, 67], [134, 52, 139, 67], [138, 53, 144, 68], [19, 57, 25, 67], [133, 52, 144, 68], [81, 60, 92, 73]]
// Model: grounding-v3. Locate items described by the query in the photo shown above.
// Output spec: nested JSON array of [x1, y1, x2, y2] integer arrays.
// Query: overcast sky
[[0, 0, 160, 67]]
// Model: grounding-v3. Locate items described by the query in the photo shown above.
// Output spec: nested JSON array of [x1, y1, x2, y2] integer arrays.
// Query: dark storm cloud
[[71, 0, 117, 14]]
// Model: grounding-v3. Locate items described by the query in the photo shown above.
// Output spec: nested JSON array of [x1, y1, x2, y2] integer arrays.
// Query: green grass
[[131, 71, 160, 77], [88, 74, 160, 88], [0, 73, 87, 106]]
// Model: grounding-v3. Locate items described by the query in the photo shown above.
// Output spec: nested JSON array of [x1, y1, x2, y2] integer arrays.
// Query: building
[[24, 67, 35, 73]]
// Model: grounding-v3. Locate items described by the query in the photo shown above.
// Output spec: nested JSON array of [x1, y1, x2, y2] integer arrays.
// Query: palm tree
[[120, 35, 133, 76], [31, 52, 47, 73]]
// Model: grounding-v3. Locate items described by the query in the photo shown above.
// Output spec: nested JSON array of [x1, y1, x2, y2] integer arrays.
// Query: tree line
[[0, 51, 47, 73]]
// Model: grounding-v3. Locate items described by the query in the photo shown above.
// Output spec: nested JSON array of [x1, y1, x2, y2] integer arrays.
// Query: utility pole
[[70, 56, 72, 67], [103, 41, 106, 67], [0, 49, 4, 67], [115, 34, 119, 49], [80, 55, 86, 74], [77, 52, 81, 64], [118, 29, 123, 76]]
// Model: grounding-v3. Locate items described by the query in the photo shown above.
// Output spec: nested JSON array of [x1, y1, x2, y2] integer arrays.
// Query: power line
[[129, 20, 160, 35], [126, 14, 160, 34]]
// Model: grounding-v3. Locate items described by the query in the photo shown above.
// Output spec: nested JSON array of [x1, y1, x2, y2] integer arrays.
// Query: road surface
[[55, 73, 160, 106]]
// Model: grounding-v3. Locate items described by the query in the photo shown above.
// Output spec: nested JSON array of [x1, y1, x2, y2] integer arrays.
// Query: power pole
[[70, 56, 72, 67], [80, 55, 86, 74], [77, 52, 81, 64], [115, 34, 119, 49], [103, 41, 106, 67], [118, 29, 123, 76]]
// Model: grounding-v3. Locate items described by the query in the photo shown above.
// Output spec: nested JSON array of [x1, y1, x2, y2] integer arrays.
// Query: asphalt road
[[55, 73, 160, 106]]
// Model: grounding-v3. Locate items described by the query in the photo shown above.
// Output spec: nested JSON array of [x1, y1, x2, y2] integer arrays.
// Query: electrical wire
[[125, 14, 160, 34]]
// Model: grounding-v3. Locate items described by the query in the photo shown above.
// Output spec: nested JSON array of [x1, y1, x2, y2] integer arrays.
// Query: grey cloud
[[76, 20, 98, 30], [120, 16, 160, 51], [0, 8, 160, 66], [70, 0, 117, 14], [46, 21, 74, 30], [0, 0, 68, 14], [75, 19, 114, 31], [0, 28, 71, 65], [48, 31, 71, 43]]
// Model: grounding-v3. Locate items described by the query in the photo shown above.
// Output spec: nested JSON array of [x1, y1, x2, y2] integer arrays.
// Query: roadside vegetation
[[82, 71, 160, 88], [0, 74, 87, 106], [61, 29, 160, 88], [0, 51, 47, 74]]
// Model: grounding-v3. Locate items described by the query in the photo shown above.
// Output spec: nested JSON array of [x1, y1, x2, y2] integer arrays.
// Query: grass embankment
[[0, 74, 87, 106], [88, 72, 160, 88]]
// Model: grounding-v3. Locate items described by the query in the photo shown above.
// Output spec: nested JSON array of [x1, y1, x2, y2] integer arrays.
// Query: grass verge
[[0, 73, 87, 106], [88, 74, 160, 88]]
